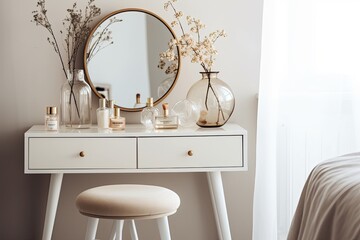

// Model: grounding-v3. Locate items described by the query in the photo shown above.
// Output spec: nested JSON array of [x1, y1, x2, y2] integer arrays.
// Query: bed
[[287, 153, 360, 240]]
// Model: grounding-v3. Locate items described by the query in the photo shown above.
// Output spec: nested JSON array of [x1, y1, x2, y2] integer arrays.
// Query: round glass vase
[[186, 71, 235, 127], [60, 69, 92, 128]]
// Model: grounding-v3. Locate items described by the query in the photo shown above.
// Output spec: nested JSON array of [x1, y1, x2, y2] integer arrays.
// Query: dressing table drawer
[[138, 136, 243, 169], [28, 138, 136, 170]]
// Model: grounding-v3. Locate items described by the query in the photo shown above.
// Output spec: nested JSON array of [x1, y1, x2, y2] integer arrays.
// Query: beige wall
[[0, 0, 262, 239]]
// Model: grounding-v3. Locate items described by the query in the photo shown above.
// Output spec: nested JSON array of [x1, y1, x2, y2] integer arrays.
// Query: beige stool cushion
[[76, 184, 180, 220]]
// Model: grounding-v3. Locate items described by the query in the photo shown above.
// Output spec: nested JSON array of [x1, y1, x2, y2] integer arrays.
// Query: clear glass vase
[[186, 71, 235, 127], [60, 69, 92, 128]]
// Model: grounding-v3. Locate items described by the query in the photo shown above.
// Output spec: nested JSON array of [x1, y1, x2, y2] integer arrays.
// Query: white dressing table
[[24, 123, 247, 240]]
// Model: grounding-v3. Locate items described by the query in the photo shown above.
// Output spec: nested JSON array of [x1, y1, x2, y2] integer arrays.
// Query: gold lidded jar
[[110, 107, 126, 130]]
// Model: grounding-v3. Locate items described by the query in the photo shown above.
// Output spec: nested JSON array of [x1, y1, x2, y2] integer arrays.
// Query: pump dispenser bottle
[[97, 98, 109, 129]]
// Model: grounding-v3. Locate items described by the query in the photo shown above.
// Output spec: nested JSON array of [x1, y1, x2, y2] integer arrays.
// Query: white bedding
[[287, 153, 360, 240]]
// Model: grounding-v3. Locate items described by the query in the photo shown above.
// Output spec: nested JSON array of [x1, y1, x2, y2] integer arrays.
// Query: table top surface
[[25, 123, 247, 138]]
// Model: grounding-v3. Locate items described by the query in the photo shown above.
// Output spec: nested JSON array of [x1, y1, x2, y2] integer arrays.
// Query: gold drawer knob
[[187, 150, 193, 156], [79, 151, 85, 157]]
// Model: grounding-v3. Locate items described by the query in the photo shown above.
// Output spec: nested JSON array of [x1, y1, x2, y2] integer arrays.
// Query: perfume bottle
[[45, 106, 58, 131], [154, 103, 179, 129], [133, 93, 146, 108], [97, 98, 110, 129], [110, 107, 126, 130], [108, 99, 114, 118], [141, 97, 160, 129]]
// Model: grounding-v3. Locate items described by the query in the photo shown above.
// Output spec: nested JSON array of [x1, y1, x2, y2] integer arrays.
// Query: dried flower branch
[[86, 17, 122, 63], [161, 0, 226, 73], [32, 0, 101, 121], [158, 38, 179, 75], [32, 0, 101, 78], [161, 0, 227, 124]]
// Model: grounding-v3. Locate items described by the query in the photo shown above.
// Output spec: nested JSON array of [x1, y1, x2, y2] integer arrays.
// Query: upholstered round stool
[[76, 184, 180, 240]]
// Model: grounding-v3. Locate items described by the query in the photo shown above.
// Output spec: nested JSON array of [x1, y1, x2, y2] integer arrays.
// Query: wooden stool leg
[[85, 217, 99, 240], [157, 216, 171, 240], [115, 220, 124, 240], [129, 220, 139, 240]]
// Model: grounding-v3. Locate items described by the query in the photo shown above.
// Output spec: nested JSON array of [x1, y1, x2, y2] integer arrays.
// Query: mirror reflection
[[84, 9, 180, 111]]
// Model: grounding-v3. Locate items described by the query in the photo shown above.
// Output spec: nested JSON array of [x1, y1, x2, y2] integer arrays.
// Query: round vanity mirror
[[84, 8, 180, 111]]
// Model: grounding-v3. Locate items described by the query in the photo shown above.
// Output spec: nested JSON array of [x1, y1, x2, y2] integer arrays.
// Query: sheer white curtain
[[253, 0, 360, 239]]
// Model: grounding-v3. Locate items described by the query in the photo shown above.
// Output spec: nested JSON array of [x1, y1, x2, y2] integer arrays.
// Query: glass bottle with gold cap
[[141, 97, 159, 129], [45, 106, 58, 131], [110, 107, 126, 130], [133, 93, 146, 108], [108, 99, 114, 118], [96, 98, 109, 129], [154, 103, 178, 129]]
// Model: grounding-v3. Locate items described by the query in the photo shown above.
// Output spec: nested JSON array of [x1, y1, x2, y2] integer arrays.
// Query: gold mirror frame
[[83, 8, 181, 112]]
